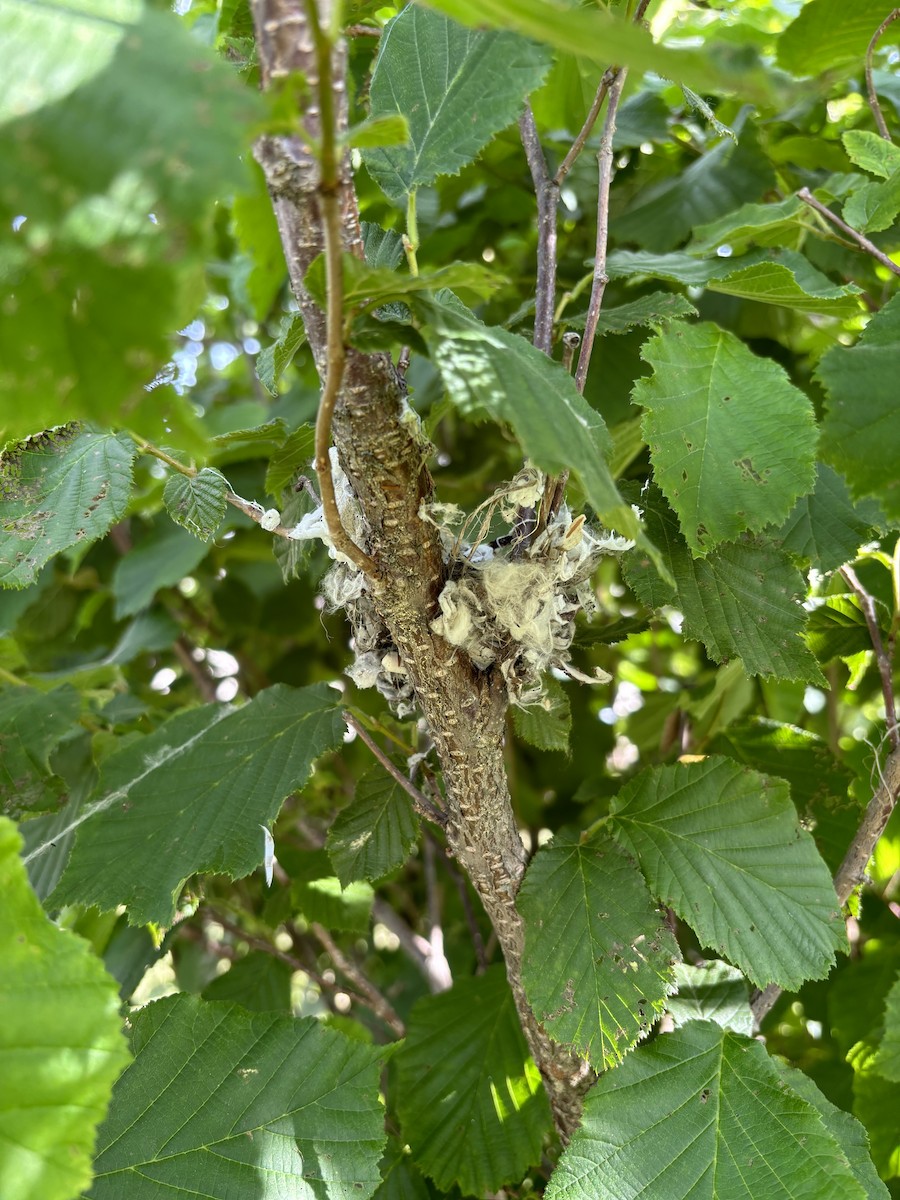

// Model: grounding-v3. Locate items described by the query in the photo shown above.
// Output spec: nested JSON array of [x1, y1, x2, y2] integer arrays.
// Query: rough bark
[[250, 0, 593, 1138]]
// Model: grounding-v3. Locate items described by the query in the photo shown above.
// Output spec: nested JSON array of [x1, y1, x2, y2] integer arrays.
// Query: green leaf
[[111, 520, 212, 619], [566, 291, 698, 335], [0, 816, 129, 1200], [843, 131, 900, 179], [305, 253, 504, 313], [843, 171, 900, 234], [201, 950, 293, 1013], [45, 683, 345, 925], [0, 684, 80, 815], [688, 196, 806, 255], [667, 960, 752, 1036], [362, 222, 405, 271], [208, 419, 288, 466], [634, 323, 817, 556], [874, 975, 900, 1082], [163, 468, 229, 543], [265, 424, 316, 496], [771, 463, 884, 572], [777, 0, 900, 76], [819, 294, 900, 521], [511, 675, 572, 753], [256, 313, 308, 396], [705, 254, 863, 316], [546, 1021, 868, 1200], [776, 1061, 890, 1199], [346, 112, 410, 150], [807, 594, 872, 664], [518, 831, 678, 1070], [88, 992, 386, 1200], [609, 756, 848, 990], [624, 485, 825, 684], [363, 6, 550, 202], [0, 426, 135, 588], [613, 127, 774, 253], [395, 967, 552, 1195], [326, 766, 420, 887], [289, 848, 375, 933], [416, 295, 639, 540]]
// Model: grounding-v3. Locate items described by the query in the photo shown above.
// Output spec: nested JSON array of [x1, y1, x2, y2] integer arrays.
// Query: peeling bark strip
[[250, 0, 592, 1137]]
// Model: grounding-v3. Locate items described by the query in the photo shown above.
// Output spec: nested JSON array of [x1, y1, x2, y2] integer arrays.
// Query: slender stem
[[519, 103, 558, 355], [310, 921, 406, 1036], [575, 68, 627, 394], [306, 0, 378, 577], [841, 564, 899, 748], [554, 69, 615, 186], [865, 9, 900, 141], [404, 189, 420, 276], [797, 187, 900, 277], [344, 710, 447, 826]]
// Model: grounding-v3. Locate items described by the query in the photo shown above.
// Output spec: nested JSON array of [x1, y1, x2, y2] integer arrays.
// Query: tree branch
[[310, 921, 406, 1036], [865, 9, 900, 142], [519, 103, 558, 354], [574, 67, 627, 394], [797, 187, 900, 277], [841, 564, 899, 748], [554, 69, 615, 187]]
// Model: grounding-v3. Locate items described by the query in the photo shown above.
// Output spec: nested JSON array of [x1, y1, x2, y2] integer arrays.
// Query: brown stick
[[865, 9, 900, 142], [344, 710, 447, 826], [574, 68, 628, 394], [519, 103, 558, 355], [797, 187, 900, 278], [841, 565, 899, 748], [554, 70, 615, 187], [311, 921, 406, 1036]]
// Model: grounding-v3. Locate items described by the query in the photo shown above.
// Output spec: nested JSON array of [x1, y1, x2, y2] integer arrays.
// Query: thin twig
[[310, 921, 406, 1036], [306, 1, 378, 577], [865, 9, 900, 141], [344, 710, 447, 826], [554, 69, 615, 186], [797, 187, 900, 277], [841, 564, 899, 747], [519, 103, 558, 355], [575, 67, 627, 394]]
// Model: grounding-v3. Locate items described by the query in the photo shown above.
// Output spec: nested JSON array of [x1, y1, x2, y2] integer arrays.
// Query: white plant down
[[291, 452, 632, 710]]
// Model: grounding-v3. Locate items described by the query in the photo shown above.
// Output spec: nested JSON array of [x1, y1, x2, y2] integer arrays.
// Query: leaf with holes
[[163, 468, 228, 542], [0, 426, 135, 588], [519, 831, 678, 1070], [633, 322, 817, 556], [609, 757, 847, 990]]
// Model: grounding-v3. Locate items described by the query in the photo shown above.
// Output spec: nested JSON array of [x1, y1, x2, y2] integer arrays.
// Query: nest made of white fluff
[[289, 455, 635, 711]]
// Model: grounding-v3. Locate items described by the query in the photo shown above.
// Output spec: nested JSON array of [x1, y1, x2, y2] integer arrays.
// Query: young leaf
[[667, 961, 753, 1036], [518, 832, 679, 1070], [624, 485, 825, 685], [546, 1021, 868, 1200], [416, 295, 640, 540], [512, 676, 572, 753], [326, 766, 420, 887], [395, 967, 552, 1195], [0, 684, 80, 815], [843, 172, 900, 234], [634, 322, 817, 556], [609, 756, 848, 990], [843, 130, 900, 178], [256, 313, 308, 395], [45, 684, 345, 926], [0, 817, 130, 1200], [818, 294, 900, 521], [163, 468, 229, 542], [363, 5, 550, 202], [88, 993, 386, 1200], [0, 426, 135, 588]]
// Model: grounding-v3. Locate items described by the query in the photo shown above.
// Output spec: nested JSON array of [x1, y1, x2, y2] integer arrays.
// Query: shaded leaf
[[566, 291, 697, 335], [519, 831, 678, 1070], [0, 684, 80, 816], [256, 314, 308, 396], [201, 951, 293, 1013], [512, 676, 572, 753], [668, 960, 752, 1036], [327, 767, 420, 887], [88, 992, 386, 1200], [46, 684, 345, 926], [208, 420, 288, 466], [0, 426, 135, 588], [546, 1021, 867, 1200], [819, 294, 900, 521], [289, 848, 375, 933], [363, 6, 550, 202], [163, 468, 229, 543], [634, 322, 816, 555], [689, 196, 806, 255], [771, 463, 884, 573], [305, 253, 503, 313], [395, 967, 552, 1195], [111, 520, 211, 619], [265, 424, 316, 497], [609, 757, 847, 990], [0, 816, 129, 1200]]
